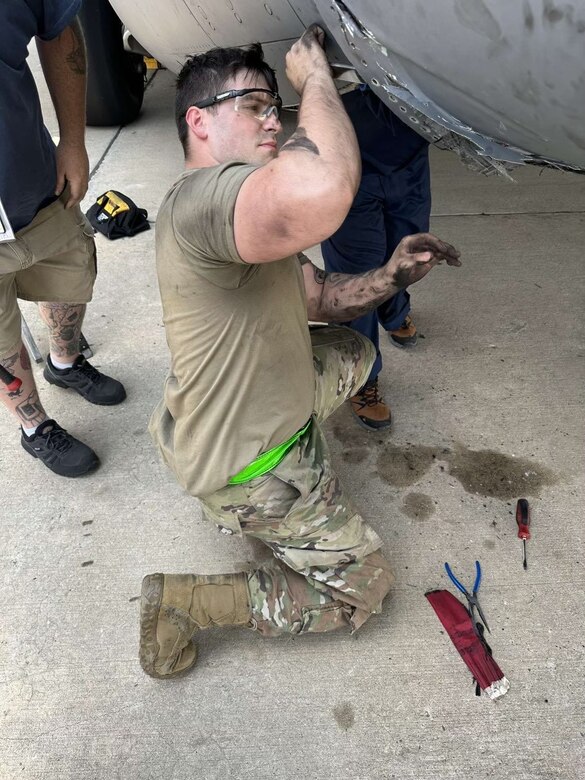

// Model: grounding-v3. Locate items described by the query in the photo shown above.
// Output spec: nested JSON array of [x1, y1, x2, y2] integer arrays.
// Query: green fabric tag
[[228, 418, 312, 485]]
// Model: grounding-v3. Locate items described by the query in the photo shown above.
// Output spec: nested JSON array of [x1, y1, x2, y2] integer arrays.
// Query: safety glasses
[[193, 88, 282, 122]]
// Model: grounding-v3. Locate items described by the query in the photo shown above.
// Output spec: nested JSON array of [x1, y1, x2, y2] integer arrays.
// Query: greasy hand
[[386, 233, 461, 288], [286, 24, 331, 95], [55, 141, 89, 208]]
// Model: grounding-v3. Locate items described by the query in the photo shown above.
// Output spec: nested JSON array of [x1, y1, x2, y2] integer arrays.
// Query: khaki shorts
[[0, 192, 97, 355]]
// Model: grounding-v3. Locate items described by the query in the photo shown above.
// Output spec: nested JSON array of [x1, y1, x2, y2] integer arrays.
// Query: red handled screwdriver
[[515, 498, 531, 570]]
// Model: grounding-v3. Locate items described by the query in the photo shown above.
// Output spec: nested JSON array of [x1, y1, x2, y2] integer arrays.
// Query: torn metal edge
[[319, 0, 585, 177]]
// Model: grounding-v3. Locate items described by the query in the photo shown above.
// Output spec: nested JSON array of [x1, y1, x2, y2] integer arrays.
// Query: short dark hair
[[175, 43, 278, 155]]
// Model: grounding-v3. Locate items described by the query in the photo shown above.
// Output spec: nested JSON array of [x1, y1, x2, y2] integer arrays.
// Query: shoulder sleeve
[[37, 0, 82, 41], [172, 163, 257, 268]]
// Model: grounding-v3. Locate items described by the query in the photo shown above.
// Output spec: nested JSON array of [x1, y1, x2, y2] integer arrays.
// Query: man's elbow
[[317, 183, 356, 239], [301, 177, 356, 238]]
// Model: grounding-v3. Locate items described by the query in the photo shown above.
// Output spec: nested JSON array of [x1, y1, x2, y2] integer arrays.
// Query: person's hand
[[55, 140, 89, 208], [386, 233, 461, 288], [285, 24, 331, 95]]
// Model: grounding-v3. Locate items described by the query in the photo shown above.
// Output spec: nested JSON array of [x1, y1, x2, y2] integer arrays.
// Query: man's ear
[[185, 106, 208, 140]]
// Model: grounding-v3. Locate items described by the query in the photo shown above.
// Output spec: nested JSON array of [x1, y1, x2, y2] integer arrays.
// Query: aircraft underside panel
[[307, 0, 585, 175], [110, 0, 585, 175]]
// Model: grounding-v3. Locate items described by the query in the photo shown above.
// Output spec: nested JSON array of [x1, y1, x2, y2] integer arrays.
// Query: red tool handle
[[0, 364, 22, 392], [516, 498, 531, 540]]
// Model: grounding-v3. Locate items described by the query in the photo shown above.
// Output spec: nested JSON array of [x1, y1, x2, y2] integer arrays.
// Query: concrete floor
[[1, 65, 584, 780]]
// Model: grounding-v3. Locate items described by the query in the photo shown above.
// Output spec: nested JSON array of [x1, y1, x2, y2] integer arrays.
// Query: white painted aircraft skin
[[110, 0, 585, 175]]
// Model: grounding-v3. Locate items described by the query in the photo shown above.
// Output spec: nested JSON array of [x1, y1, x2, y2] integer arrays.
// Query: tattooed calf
[[15, 392, 45, 426]]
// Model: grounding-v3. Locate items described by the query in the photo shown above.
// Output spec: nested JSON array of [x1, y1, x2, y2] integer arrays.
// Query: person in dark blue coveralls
[[321, 85, 431, 430], [0, 0, 126, 478]]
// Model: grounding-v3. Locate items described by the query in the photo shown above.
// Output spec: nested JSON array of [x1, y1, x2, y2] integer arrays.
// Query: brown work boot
[[139, 572, 251, 679], [349, 379, 391, 431], [388, 314, 418, 348]]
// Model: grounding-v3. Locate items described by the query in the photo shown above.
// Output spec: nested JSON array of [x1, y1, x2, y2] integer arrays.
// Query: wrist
[[57, 135, 86, 150], [302, 69, 334, 91]]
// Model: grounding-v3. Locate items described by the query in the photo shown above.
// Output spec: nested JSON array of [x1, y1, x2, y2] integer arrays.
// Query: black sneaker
[[21, 419, 99, 477], [44, 354, 126, 405]]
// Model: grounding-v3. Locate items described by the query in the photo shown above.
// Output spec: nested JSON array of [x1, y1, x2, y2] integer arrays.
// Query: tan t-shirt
[[149, 162, 315, 497]]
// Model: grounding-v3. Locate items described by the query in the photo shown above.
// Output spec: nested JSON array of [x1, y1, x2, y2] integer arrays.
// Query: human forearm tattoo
[[308, 265, 401, 322], [62, 18, 86, 75], [281, 127, 320, 155]]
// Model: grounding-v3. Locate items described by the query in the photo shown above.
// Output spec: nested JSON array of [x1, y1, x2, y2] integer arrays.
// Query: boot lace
[[77, 359, 104, 385], [362, 381, 382, 407], [40, 426, 73, 453]]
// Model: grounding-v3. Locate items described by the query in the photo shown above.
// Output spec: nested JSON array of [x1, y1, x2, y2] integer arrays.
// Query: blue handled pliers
[[444, 560, 490, 633]]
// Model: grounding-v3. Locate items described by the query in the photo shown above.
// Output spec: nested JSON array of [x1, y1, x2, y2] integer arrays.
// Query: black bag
[[86, 190, 150, 240]]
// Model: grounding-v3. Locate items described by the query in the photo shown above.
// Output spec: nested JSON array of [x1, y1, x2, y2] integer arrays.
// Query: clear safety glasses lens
[[233, 92, 281, 122]]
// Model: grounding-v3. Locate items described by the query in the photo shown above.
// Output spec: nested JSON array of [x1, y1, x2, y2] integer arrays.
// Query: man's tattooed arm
[[303, 263, 401, 322], [62, 18, 86, 76], [301, 234, 461, 321], [281, 126, 320, 156]]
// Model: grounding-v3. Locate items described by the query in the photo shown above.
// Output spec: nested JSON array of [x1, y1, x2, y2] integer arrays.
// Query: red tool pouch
[[426, 589, 510, 700]]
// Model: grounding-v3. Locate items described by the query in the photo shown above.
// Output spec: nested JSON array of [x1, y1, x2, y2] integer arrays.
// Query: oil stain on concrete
[[376, 443, 446, 487], [332, 421, 382, 465], [376, 442, 556, 499], [333, 702, 355, 731], [341, 445, 370, 465], [447, 443, 557, 499], [402, 492, 436, 521]]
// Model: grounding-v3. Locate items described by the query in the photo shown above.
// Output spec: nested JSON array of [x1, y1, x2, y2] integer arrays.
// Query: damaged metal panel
[[309, 0, 585, 174], [110, 0, 585, 174]]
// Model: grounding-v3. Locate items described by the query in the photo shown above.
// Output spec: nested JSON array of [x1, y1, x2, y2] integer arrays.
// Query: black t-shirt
[[0, 0, 81, 231]]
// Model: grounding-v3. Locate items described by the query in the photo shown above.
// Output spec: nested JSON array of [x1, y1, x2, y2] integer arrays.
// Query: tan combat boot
[[139, 572, 252, 679]]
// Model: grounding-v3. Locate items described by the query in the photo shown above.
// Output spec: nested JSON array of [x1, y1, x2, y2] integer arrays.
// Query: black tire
[[79, 0, 146, 127]]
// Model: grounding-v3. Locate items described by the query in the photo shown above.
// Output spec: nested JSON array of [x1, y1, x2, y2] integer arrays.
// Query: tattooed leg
[[38, 302, 85, 363], [0, 342, 47, 428]]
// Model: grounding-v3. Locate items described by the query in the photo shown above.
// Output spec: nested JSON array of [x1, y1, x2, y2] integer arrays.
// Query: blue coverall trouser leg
[[321, 145, 431, 384]]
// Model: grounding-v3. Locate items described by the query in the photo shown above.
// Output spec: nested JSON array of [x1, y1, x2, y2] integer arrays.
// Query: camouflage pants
[[200, 325, 395, 636]]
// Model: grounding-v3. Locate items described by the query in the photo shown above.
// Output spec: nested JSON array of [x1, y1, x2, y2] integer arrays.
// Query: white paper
[[0, 197, 15, 243]]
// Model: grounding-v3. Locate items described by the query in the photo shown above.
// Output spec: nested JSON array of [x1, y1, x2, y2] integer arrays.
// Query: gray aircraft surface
[[98, 0, 585, 176]]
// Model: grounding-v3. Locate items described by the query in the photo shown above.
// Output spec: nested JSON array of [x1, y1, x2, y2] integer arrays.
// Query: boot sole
[[350, 409, 392, 432], [44, 372, 127, 406], [139, 574, 197, 679], [349, 401, 392, 432], [388, 335, 418, 349], [139, 573, 166, 679]]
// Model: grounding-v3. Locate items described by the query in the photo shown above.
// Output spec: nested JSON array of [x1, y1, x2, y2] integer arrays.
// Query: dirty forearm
[[307, 265, 403, 322], [36, 18, 87, 145]]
